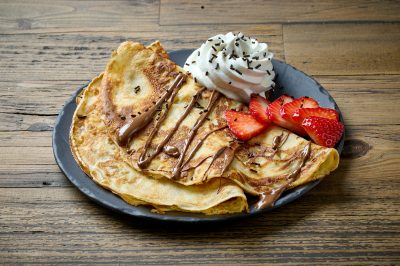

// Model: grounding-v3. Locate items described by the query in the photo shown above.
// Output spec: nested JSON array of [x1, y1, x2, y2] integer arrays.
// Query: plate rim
[[52, 49, 344, 223]]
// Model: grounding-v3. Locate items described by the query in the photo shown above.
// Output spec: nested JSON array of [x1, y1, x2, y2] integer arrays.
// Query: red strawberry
[[293, 107, 339, 124], [302, 116, 344, 148], [266, 95, 294, 130], [249, 94, 271, 124], [279, 96, 319, 135], [280, 97, 319, 119], [224, 110, 267, 141]]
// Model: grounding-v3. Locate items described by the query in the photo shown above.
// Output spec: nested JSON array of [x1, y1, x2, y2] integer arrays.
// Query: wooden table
[[1, 0, 399, 264]]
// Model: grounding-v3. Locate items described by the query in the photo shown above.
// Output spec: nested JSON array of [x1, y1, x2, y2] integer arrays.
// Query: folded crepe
[[99, 41, 339, 208], [70, 71, 248, 214]]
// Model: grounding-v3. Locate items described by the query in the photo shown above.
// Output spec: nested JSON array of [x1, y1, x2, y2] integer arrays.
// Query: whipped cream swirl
[[184, 32, 275, 103]]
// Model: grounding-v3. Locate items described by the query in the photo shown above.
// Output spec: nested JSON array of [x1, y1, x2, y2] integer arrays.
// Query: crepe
[[101, 41, 242, 182], [100, 41, 339, 205], [70, 73, 248, 214]]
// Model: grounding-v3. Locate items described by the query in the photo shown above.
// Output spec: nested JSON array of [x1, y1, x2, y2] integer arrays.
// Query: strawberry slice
[[293, 107, 339, 124], [224, 110, 267, 141], [249, 94, 271, 124], [302, 116, 344, 148], [266, 94, 295, 131], [280, 96, 319, 119], [279, 96, 319, 135]]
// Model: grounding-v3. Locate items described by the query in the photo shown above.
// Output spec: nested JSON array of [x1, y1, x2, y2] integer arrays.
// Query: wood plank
[[0, 113, 56, 131], [0, 185, 398, 264], [160, 0, 400, 25], [0, 0, 159, 34], [283, 23, 400, 75], [316, 75, 400, 125], [0, 80, 85, 115], [0, 24, 283, 82]]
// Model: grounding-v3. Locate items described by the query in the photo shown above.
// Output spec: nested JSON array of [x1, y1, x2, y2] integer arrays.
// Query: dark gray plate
[[53, 49, 344, 223]]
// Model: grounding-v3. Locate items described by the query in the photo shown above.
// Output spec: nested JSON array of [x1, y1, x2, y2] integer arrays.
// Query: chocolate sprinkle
[[255, 64, 261, 69], [134, 85, 141, 94], [198, 51, 200, 56], [192, 61, 196, 64], [211, 46, 217, 52], [194, 101, 204, 109], [215, 63, 219, 70], [234, 69, 242, 75], [185, 63, 189, 66], [205, 71, 209, 76]]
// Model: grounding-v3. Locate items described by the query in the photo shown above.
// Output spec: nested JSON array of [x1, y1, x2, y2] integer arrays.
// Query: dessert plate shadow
[[53, 49, 344, 223]]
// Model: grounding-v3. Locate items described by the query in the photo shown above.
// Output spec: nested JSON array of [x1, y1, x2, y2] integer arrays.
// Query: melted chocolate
[[272, 132, 288, 151], [219, 143, 239, 175], [172, 90, 220, 180], [117, 73, 186, 146], [255, 142, 311, 210], [181, 126, 227, 170], [163, 146, 180, 157], [137, 86, 205, 168], [201, 146, 228, 181]]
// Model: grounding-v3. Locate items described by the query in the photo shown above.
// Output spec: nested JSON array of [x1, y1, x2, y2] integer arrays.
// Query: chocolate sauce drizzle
[[255, 142, 311, 210], [181, 125, 227, 171], [117, 73, 187, 146], [201, 146, 229, 182], [270, 132, 289, 156], [163, 145, 180, 157], [172, 90, 220, 180], [201, 142, 239, 182], [137, 86, 206, 168]]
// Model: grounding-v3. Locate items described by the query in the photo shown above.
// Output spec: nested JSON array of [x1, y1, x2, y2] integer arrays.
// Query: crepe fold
[[99, 41, 340, 198], [70, 73, 248, 214]]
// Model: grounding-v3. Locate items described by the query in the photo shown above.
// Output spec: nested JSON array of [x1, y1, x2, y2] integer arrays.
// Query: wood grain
[[160, 0, 400, 25], [284, 23, 400, 75], [0, 184, 399, 264], [0, 24, 283, 82], [0, 0, 160, 34]]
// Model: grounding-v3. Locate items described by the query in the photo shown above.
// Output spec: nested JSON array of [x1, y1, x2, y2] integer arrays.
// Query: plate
[[53, 49, 344, 223]]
